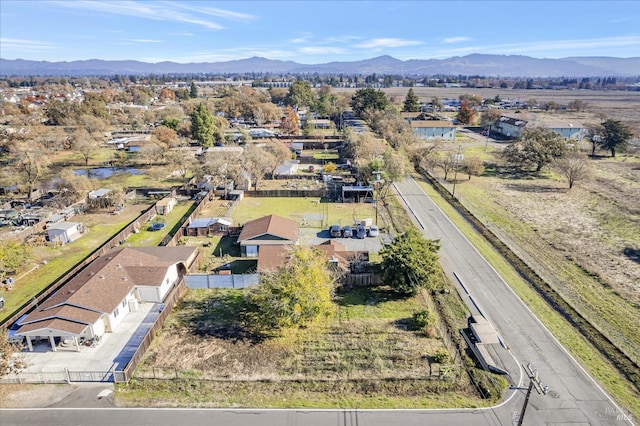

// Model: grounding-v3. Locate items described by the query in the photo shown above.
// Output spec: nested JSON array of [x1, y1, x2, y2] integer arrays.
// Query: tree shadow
[[337, 285, 406, 307], [212, 235, 240, 257], [181, 290, 264, 344], [623, 246, 640, 264], [502, 183, 566, 193]]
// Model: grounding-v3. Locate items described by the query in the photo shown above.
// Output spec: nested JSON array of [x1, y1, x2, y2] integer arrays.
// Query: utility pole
[[515, 363, 548, 426], [451, 145, 463, 198]]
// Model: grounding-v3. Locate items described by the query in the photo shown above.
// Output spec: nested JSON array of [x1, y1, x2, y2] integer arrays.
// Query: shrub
[[433, 348, 451, 364]]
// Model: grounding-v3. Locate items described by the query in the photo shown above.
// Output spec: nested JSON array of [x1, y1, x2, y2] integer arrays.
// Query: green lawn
[[232, 197, 376, 229], [125, 202, 193, 246]]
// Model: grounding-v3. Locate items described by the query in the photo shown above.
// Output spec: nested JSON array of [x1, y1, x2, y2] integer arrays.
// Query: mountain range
[[1, 54, 638, 77]]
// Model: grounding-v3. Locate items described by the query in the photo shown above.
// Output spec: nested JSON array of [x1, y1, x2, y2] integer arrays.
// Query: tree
[[0, 329, 26, 377], [189, 81, 198, 99], [160, 117, 180, 131], [245, 246, 336, 333], [71, 128, 100, 167], [379, 228, 440, 296], [280, 106, 299, 135], [598, 119, 632, 157], [152, 125, 180, 148], [456, 99, 475, 125], [265, 140, 293, 179], [285, 81, 314, 109], [502, 127, 567, 173], [0, 239, 31, 284], [190, 103, 214, 146], [568, 99, 588, 112], [403, 88, 420, 112], [165, 149, 196, 183], [553, 153, 591, 189], [463, 157, 485, 180], [350, 87, 388, 116], [437, 151, 457, 180], [242, 145, 274, 190], [8, 140, 50, 200]]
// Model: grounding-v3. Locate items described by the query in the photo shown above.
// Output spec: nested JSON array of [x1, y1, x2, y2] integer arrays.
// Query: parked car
[[356, 225, 366, 239], [368, 225, 379, 237], [308, 165, 315, 172], [342, 226, 353, 238], [329, 225, 341, 238]]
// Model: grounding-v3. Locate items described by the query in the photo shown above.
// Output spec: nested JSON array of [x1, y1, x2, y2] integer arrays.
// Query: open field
[[118, 286, 485, 408], [334, 87, 640, 132]]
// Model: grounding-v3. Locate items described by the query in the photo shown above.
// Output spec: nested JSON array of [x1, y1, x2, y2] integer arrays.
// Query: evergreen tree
[[403, 88, 420, 112], [190, 103, 214, 146], [189, 81, 198, 99], [598, 119, 632, 157]]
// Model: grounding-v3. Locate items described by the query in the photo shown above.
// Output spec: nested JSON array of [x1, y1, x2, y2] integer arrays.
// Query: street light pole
[[516, 363, 548, 426]]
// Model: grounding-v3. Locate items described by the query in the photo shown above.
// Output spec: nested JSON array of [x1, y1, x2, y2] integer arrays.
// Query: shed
[[47, 221, 83, 244], [155, 196, 177, 215], [186, 217, 232, 237]]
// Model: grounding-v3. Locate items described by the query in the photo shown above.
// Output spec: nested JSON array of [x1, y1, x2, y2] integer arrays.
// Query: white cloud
[[418, 35, 640, 59], [126, 39, 164, 43], [356, 38, 422, 49], [164, 2, 255, 22], [298, 46, 347, 55], [0, 38, 55, 52], [47, 1, 229, 30], [443, 36, 471, 44]]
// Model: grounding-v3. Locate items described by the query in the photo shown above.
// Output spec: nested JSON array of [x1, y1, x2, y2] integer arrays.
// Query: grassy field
[[117, 286, 485, 408], [125, 201, 193, 247], [413, 174, 640, 419], [232, 197, 376, 229]]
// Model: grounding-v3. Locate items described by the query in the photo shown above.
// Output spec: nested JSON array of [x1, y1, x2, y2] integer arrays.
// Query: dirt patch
[[0, 384, 75, 408]]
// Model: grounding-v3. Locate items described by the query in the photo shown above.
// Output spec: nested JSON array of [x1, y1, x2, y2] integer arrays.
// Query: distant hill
[[1, 54, 638, 77]]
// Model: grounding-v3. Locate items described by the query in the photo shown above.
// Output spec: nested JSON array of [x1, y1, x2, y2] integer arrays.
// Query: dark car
[[342, 226, 353, 238], [356, 225, 366, 239], [329, 225, 341, 238]]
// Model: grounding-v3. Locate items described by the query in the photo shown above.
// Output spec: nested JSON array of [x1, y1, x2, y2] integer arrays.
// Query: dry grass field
[[119, 286, 485, 408], [427, 142, 640, 368]]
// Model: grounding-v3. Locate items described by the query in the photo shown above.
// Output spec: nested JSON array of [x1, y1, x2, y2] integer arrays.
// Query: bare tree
[[71, 128, 101, 167], [553, 153, 591, 189], [9, 140, 50, 199]]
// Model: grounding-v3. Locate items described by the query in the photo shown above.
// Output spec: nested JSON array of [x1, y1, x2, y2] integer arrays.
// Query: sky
[[1, 1, 639, 64]]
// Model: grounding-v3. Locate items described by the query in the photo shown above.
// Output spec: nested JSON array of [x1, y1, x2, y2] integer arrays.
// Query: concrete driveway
[[298, 227, 384, 253], [19, 302, 157, 374]]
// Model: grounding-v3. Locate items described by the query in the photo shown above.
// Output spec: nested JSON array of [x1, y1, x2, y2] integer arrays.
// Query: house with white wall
[[15, 246, 197, 352]]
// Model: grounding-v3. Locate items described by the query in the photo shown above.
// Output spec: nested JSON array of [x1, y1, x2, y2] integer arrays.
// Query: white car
[[368, 225, 379, 237]]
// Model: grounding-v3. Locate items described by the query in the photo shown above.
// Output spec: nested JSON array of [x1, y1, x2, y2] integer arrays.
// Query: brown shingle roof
[[256, 245, 290, 272], [17, 246, 196, 335], [238, 215, 299, 244]]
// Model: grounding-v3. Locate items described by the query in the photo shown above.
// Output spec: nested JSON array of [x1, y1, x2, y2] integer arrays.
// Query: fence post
[[64, 368, 71, 383]]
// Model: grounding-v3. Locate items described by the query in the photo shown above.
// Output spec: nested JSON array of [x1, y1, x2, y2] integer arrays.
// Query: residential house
[[274, 159, 300, 176], [532, 120, 585, 140], [185, 217, 232, 237], [410, 120, 457, 140], [237, 214, 299, 257], [46, 221, 83, 244], [492, 116, 528, 139], [16, 246, 197, 352]]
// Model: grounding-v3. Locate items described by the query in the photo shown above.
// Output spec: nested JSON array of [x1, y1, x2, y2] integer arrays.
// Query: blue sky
[[1, 1, 639, 63]]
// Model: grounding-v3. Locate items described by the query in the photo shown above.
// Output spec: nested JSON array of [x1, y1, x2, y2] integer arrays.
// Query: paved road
[[2, 177, 633, 426], [393, 177, 632, 425]]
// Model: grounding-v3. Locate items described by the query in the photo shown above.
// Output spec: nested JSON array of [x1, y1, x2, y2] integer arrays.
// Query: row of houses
[[401, 112, 585, 141]]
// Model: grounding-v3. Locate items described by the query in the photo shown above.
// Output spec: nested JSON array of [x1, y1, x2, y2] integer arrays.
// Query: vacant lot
[[119, 286, 483, 408]]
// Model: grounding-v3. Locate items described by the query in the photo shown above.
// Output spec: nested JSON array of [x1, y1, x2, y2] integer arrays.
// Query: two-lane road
[[393, 177, 631, 425]]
